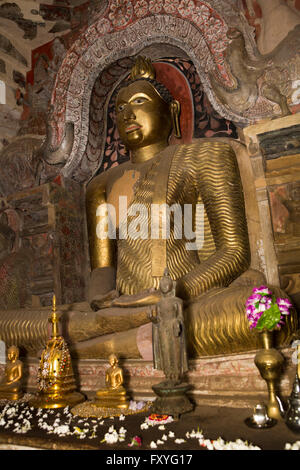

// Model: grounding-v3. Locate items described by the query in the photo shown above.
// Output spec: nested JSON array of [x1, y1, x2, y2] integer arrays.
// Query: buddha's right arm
[[86, 175, 116, 300]]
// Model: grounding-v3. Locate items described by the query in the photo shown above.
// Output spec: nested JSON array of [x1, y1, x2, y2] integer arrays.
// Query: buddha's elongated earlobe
[[170, 100, 181, 138]]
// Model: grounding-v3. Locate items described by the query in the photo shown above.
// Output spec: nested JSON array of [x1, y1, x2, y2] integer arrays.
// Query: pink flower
[[252, 286, 272, 295], [246, 293, 262, 308], [277, 298, 292, 309], [246, 286, 293, 330], [128, 436, 142, 447]]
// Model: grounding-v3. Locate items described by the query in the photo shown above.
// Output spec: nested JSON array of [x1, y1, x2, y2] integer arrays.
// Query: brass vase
[[254, 329, 284, 420]]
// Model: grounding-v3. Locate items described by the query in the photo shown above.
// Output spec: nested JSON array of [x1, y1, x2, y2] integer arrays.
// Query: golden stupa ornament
[[29, 296, 85, 409]]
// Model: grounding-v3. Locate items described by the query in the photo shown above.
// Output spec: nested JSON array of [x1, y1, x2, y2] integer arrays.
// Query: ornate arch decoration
[[48, 0, 256, 182]]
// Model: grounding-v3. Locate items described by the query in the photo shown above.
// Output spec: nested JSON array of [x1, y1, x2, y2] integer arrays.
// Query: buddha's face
[[116, 80, 172, 151], [109, 354, 117, 366], [8, 348, 17, 362], [160, 277, 173, 294]]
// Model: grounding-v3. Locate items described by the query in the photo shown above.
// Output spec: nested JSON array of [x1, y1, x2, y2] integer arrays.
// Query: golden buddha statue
[[0, 345, 23, 400], [82, 56, 297, 358], [94, 353, 129, 410], [29, 296, 85, 408], [0, 57, 297, 360]]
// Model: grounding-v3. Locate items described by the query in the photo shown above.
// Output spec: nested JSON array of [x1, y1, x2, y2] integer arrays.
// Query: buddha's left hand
[[111, 289, 161, 307]]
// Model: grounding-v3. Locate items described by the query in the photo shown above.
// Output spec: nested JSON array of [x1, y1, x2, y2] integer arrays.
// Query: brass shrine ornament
[[29, 296, 85, 409]]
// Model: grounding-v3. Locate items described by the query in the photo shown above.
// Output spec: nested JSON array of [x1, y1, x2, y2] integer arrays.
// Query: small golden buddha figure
[[29, 296, 85, 409], [0, 345, 23, 400], [94, 353, 129, 409]]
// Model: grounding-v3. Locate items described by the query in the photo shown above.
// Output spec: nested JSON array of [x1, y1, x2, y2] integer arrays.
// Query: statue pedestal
[[93, 395, 129, 410], [0, 390, 23, 401], [29, 390, 85, 409], [152, 382, 193, 419], [7, 346, 297, 409]]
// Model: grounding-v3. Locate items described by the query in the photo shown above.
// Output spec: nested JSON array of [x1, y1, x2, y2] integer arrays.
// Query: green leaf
[[256, 304, 281, 331]]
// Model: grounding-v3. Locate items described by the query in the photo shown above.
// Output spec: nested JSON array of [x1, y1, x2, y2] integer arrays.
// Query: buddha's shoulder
[[176, 138, 237, 154], [172, 138, 238, 167], [86, 161, 132, 193]]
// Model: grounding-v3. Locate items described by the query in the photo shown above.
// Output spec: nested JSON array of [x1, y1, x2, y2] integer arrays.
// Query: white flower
[[285, 441, 300, 450], [158, 424, 165, 430], [53, 425, 70, 436], [108, 425, 115, 433], [0, 418, 6, 426], [168, 431, 175, 438], [129, 400, 137, 411], [119, 426, 127, 435], [150, 441, 157, 448], [162, 434, 168, 441], [104, 430, 119, 444], [140, 422, 149, 430], [119, 414, 125, 421], [206, 441, 214, 450], [136, 401, 145, 410], [157, 439, 164, 445], [6, 407, 17, 417], [174, 438, 186, 444]]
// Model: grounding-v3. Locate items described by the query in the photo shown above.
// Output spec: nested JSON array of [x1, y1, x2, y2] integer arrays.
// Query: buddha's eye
[[132, 97, 148, 105], [117, 103, 126, 112]]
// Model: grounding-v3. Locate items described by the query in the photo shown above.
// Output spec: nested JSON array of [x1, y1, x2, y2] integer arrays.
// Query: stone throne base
[[3, 346, 295, 410]]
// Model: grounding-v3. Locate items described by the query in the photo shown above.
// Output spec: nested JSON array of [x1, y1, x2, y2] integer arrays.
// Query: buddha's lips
[[125, 124, 141, 133]]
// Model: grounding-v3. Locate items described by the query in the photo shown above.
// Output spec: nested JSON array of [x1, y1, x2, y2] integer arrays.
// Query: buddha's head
[[7, 346, 19, 362], [108, 353, 118, 366], [159, 268, 174, 295], [116, 57, 181, 157]]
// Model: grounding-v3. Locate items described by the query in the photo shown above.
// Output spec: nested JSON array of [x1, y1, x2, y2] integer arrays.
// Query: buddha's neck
[[130, 141, 168, 164]]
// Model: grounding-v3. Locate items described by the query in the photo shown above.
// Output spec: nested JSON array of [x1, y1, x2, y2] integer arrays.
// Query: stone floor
[[0, 399, 299, 451]]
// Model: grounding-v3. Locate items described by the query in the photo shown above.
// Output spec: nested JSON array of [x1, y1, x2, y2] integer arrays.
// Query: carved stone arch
[[49, 5, 254, 182]]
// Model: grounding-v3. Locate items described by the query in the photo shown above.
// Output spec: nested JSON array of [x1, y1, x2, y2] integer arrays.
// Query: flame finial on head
[[130, 56, 156, 81]]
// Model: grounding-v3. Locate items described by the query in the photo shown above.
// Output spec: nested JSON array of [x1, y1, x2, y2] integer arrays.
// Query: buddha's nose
[[123, 104, 136, 121]]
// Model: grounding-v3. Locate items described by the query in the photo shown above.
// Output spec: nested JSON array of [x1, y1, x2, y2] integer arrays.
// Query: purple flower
[[252, 286, 272, 295], [245, 294, 262, 307], [277, 298, 292, 308], [245, 287, 293, 330]]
